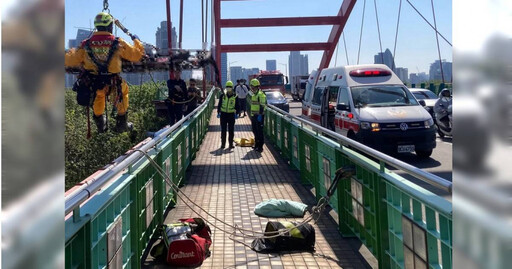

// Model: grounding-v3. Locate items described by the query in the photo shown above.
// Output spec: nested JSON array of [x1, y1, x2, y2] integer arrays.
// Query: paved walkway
[[143, 112, 369, 269]]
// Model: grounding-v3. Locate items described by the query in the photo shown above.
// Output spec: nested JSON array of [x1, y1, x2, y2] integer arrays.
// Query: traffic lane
[[286, 95, 452, 199]]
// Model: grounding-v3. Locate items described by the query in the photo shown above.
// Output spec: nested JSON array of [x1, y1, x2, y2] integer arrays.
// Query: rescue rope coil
[[131, 149, 355, 244]]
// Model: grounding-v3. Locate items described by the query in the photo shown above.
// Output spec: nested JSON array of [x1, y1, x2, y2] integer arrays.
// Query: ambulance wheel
[[416, 149, 433, 159]]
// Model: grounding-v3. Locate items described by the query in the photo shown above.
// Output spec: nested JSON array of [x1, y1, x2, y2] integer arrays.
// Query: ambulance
[[304, 64, 436, 158]]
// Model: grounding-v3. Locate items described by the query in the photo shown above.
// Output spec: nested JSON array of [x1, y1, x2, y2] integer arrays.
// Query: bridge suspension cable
[[343, 32, 350, 65], [431, 0, 445, 83], [373, 0, 384, 65], [405, 0, 452, 46], [357, 0, 367, 65], [392, 0, 402, 71]]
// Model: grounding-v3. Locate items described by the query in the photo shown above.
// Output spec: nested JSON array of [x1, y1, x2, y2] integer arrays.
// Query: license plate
[[398, 145, 415, 153]]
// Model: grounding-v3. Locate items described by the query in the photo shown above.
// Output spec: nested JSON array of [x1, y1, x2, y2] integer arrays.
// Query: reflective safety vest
[[250, 90, 266, 116], [221, 94, 237, 113]]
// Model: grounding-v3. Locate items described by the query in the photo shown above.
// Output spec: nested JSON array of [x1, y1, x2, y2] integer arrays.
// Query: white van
[[307, 64, 436, 158], [301, 70, 319, 117]]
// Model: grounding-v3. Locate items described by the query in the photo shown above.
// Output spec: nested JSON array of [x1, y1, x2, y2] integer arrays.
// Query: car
[[264, 91, 290, 112], [409, 88, 438, 117]]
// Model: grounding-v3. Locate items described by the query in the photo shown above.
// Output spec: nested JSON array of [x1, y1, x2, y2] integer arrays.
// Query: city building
[[221, 53, 228, 87], [229, 66, 243, 82], [155, 21, 177, 55], [395, 67, 409, 83], [409, 72, 429, 85], [374, 48, 395, 70], [153, 21, 178, 82], [242, 68, 260, 82], [429, 60, 452, 81], [266, 60, 276, 71], [288, 51, 309, 78]]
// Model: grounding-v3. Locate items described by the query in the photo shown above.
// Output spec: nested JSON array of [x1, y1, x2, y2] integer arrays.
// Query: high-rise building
[[221, 53, 228, 87], [241, 67, 260, 82], [374, 48, 395, 70], [288, 51, 309, 78], [229, 66, 243, 82], [429, 60, 452, 81], [153, 21, 178, 82], [266, 60, 276, 71], [395, 67, 409, 83], [155, 21, 177, 55]]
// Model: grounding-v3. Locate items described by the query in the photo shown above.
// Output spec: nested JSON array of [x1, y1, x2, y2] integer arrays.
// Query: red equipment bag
[[163, 218, 212, 267]]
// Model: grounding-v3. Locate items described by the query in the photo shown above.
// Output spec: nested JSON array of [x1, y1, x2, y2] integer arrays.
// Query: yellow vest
[[221, 94, 237, 113], [250, 90, 266, 116]]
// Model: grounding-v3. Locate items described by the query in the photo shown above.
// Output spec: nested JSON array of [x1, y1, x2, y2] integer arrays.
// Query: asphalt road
[[286, 95, 453, 199]]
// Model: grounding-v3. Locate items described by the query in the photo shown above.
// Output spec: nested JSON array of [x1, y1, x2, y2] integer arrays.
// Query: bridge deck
[[143, 112, 370, 268]]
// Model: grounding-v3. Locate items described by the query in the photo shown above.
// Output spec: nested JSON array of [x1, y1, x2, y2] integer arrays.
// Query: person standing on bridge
[[186, 78, 202, 115], [167, 70, 188, 125], [249, 78, 267, 152], [217, 81, 240, 149], [65, 12, 145, 133], [235, 79, 249, 117]]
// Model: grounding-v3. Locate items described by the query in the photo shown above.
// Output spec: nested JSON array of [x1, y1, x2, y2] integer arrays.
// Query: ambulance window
[[312, 87, 323, 105], [304, 81, 314, 102], [328, 86, 339, 103], [338, 87, 350, 106]]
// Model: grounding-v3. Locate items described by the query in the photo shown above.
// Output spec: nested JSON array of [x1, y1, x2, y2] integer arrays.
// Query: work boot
[[115, 114, 133, 133], [93, 114, 107, 133]]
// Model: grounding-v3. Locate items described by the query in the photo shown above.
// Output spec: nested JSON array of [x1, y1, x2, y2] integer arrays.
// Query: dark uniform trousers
[[220, 112, 236, 147], [251, 115, 265, 149]]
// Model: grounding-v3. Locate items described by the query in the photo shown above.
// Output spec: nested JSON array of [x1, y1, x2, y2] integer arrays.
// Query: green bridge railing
[[265, 104, 452, 269], [65, 90, 216, 269], [64, 90, 452, 269]]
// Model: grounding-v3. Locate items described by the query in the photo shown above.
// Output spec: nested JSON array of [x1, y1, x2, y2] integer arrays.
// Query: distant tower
[[266, 60, 277, 71], [374, 48, 395, 70]]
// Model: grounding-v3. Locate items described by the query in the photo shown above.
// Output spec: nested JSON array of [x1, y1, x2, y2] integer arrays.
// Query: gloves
[[131, 34, 140, 41], [235, 114, 239, 119], [217, 113, 221, 118], [257, 115, 263, 122]]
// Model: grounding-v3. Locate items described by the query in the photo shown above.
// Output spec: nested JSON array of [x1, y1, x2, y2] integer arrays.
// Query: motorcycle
[[434, 90, 452, 138]]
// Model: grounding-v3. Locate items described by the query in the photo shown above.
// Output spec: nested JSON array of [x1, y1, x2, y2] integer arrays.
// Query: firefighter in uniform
[[65, 12, 144, 132], [249, 79, 266, 152], [217, 81, 240, 149]]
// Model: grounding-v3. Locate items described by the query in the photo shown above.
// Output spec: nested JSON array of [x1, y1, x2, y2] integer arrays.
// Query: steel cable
[[392, 0, 402, 72], [357, 0, 367, 65], [131, 149, 328, 242]]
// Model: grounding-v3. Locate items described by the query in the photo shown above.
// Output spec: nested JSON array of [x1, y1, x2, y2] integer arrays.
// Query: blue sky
[[65, 0, 452, 74]]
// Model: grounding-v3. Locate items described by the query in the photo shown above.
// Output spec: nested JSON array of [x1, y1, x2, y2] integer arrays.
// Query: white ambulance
[[305, 64, 436, 158]]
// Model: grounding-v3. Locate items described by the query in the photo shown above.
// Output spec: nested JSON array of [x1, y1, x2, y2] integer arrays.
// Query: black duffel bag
[[251, 221, 315, 253]]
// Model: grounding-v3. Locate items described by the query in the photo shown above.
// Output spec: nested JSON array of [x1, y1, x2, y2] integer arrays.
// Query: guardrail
[[265, 104, 452, 269], [65, 89, 216, 269]]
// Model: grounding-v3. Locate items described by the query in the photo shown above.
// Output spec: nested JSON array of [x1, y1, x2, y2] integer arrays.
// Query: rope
[[430, 0, 445, 83], [405, 0, 451, 46], [373, 0, 384, 65], [357, 0, 367, 65], [167, 96, 197, 105], [343, 33, 350, 65], [131, 149, 329, 242], [392, 0, 402, 72]]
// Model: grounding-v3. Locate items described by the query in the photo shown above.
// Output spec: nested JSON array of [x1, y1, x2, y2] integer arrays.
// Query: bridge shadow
[[208, 124, 253, 132]]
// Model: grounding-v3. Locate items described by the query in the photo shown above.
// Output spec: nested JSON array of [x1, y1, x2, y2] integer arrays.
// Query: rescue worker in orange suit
[[65, 12, 144, 133], [217, 81, 240, 149]]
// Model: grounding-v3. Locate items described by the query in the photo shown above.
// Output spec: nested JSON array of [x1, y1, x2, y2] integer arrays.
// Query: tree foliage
[[65, 83, 167, 190]]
